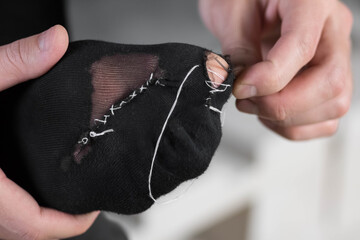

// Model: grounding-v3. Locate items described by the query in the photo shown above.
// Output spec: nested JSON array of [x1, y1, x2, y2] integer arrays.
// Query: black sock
[[0, 40, 234, 214]]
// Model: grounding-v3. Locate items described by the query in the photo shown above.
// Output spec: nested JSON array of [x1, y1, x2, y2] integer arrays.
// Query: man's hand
[[0, 25, 99, 240], [199, 0, 353, 140]]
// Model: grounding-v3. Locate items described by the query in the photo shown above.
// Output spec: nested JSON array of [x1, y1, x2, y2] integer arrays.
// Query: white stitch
[[148, 65, 200, 203], [205, 105, 227, 127], [205, 80, 231, 94], [78, 137, 89, 145], [94, 115, 110, 124], [110, 104, 115, 115], [208, 106, 222, 114], [220, 104, 227, 127], [79, 72, 154, 145], [207, 68, 225, 81], [110, 102, 126, 114], [129, 91, 137, 99], [147, 73, 153, 86], [89, 129, 114, 138], [109, 72, 154, 116], [140, 86, 147, 92], [156, 80, 165, 87]]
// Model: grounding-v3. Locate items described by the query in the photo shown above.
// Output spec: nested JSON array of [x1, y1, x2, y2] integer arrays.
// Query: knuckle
[[282, 128, 302, 141], [262, 61, 284, 93], [339, 2, 354, 31], [324, 121, 339, 136], [270, 99, 288, 121], [274, 105, 287, 121], [296, 33, 317, 62], [2, 40, 26, 77], [257, 95, 288, 121], [334, 97, 351, 118], [20, 229, 40, 240], [325, 65, 347, 98]]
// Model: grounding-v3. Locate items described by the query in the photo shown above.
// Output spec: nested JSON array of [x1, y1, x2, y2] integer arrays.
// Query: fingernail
[[234, 84, 257, 99], [38, 26, 54, 51], [236, 99, 258, 114]]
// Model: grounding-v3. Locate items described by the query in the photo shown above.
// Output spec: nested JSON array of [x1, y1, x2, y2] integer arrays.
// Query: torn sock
[[0, 40, 234, 214]]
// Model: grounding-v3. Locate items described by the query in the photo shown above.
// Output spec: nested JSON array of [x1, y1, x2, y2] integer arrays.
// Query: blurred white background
[[66, 0, 359, 239]]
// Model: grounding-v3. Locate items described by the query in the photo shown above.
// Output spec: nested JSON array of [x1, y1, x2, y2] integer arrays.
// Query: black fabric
[[0, 40, 234, 214]]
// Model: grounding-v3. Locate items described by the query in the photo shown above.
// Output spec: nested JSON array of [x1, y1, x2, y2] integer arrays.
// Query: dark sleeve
[[0, 0, 67, 45], [0, 0, 67, 193]]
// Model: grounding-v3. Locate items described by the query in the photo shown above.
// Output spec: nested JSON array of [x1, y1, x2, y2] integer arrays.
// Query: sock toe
[[206, 52, 229, 86], [6, 41, 235, 214]]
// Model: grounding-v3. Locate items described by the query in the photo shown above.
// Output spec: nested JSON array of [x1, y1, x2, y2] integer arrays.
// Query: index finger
[[233, 0, 335, 99]]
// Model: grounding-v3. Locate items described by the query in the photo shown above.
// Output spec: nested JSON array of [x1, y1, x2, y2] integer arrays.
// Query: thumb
[[0, 25, 69, 91]]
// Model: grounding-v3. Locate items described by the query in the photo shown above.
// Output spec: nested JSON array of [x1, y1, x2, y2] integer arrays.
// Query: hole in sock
[[205, 52, 229, 86], [73, 53, 164, 164], [90, 53, 162, 124], [12, 41, 235, 214]]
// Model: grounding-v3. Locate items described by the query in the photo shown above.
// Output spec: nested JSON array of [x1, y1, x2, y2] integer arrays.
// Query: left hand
[[199, 0, 353, 140], [0, 25, 99, 240]]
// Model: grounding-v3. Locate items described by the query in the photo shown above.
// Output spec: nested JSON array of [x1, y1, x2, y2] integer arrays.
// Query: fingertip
[[52, 24, 69, 54], [71, 210, 100, 236], [39, 25, 69, 65], [77, 210, 100, 225], [235, 99, 258, 114], [233, 59, 282, 98]]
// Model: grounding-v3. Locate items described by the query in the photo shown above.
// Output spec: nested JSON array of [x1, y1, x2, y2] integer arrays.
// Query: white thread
[[78, 72, 154, 145], [129, 91, 137, 99], [148, 64, 200, 203], [205, 80, 231, 94], [151, 179, 196, 205], [89, 129, 114, 138], [78, 137, 89, 145], [220, 103, 227, 127], [110, 101, 127, 115], [207, 68, 225, 81], [139, 86, 147, 92], [94, 115, 110, 124], [204, 69, 230, 127], [208, 105, 222, 114], [156, 80, 165, 87], [109, 72, 154, 116]]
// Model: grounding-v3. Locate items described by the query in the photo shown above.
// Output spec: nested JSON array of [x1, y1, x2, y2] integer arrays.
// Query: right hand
[[0, 25, 99, 240], [199, 0, 353, 140]]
